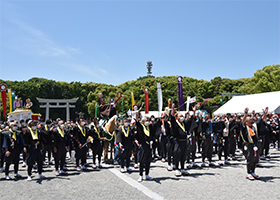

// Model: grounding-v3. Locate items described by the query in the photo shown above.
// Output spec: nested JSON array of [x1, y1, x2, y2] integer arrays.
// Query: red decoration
[[0, 84, 7, 116], [144, 87, 149, 114]]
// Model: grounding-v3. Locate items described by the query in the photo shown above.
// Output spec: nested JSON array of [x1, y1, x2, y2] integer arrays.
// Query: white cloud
[[6, 19, 78, 58], [70, 64, 108, 78]]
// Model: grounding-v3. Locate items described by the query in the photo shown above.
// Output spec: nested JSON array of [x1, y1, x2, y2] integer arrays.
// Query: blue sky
[[0, 0, 279, 85]]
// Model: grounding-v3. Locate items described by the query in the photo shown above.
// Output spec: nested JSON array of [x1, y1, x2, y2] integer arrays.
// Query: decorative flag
[[189, 96, 196, 103], [144, 87, 149, 114], [131, 92, 135, 109], [121, 99, 124, 115], [177, 76, 184, 111], [95, 102, 98, 118], [0, 84, 7, 116], [7, 88, 12, 113], [11, 92, 15, 111], [157, 83, 163, 112]]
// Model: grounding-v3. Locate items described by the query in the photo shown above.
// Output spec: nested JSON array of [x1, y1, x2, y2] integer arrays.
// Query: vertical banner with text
[[177, 76, 184, 111], [157, 82, 163, 113], [131, 92, 135, 109], [1, 84, 7, 116], [144, 87, 149, 114], [7, 88, 12, 113]]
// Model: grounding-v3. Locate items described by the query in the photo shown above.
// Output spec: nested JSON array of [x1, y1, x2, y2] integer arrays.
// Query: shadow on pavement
[[188, 172, 216, 178], [153, 176, 181, 184], [259, 176, 280, 183]]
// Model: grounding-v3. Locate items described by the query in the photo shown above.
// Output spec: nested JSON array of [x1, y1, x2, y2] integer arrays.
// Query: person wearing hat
[[135, 114, 157, 182], [116, 118, 134, 173], [72, 118, 89, 171], [41, 119, 54, 165], [2, 122, 25, 180], [53, 120, 70, 176], [18, 119, 27, 167], [89, 118, 106, 169], [23, 120, 46, 181]]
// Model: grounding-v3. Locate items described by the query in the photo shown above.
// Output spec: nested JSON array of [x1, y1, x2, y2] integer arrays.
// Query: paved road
[[1, 148, 280, 200]]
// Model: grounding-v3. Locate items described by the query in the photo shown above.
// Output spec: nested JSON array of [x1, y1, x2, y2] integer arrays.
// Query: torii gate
[[36, 97, 79, 121]]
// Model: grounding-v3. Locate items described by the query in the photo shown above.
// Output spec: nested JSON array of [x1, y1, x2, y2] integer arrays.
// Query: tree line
[[0, 64, 279, 121]]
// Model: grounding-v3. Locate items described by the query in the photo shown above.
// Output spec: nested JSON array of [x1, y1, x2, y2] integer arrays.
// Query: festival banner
[[11, 91, 15, 111], [7, 88, 12, 113], [131, 92, 135, 109], [95, 102, 98, 118], [157, 83, 163, 112], [177, 76, 184, 111], [0, 84, 7, 116], [121, 99, 124, 115], [144, 87, 149, 114], [220, 98, 223, 105]]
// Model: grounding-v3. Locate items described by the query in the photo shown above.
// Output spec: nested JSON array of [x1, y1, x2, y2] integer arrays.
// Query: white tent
[[214, 91, 280, 116]]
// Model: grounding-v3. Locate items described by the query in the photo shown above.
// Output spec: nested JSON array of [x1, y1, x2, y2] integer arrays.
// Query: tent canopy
[[214, 91, 280, 116]]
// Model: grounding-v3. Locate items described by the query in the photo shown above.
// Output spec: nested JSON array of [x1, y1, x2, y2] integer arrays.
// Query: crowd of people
[[0, 102, 279, 182]]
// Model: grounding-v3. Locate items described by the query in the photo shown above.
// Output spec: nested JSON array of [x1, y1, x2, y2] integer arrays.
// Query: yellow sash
[[28, 127, 38, 140], [122, 126, 130, 137], [45, 125, 49, 131], [141, 124, 150, 137], [57, 127, 64, 138], [9, 129, 17, 141], [176, 120, 185, 132], [78, 124, 86, 137], [94, 127, 100, 138]]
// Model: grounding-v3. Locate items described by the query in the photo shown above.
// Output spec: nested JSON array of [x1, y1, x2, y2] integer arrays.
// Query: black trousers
[[91, 141, 103, 165], [202, 135, 213, 162], [166, 137, 174, 166], [218, 137, 229, 160], [159, 135, 168, 158], [173, 140, 187, 170], [133, 143, 139, 164], [244, 143, 259, 174], [228, 134, 236, 157], [26, 148, 43, 176], [264, 134, 270, 155], [75, 146, 87, 167], [258, 136, 265, 156], [0, 149, 5, 168], [5, 148, 20, 176], [120, 145, 132, 168], [138, 144, 152, 176], [186, 136, 196, 163], [42, 144, 53, 162], [55, 143, 66, 171]]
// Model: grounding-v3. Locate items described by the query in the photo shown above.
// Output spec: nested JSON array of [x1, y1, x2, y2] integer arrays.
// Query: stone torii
[[36, 97, 79, 121]]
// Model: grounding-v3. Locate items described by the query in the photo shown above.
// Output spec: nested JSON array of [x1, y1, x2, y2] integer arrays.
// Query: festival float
[[7, 97, 41, 122]]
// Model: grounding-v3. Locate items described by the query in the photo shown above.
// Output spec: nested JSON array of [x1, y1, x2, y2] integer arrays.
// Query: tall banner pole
[[177, 76, 184, 111], [0, 84, 7, 117], [144, 87, 149, 114]]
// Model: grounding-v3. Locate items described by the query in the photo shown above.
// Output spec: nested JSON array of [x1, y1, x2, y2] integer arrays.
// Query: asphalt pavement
[[0, 147, 279, 200]]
